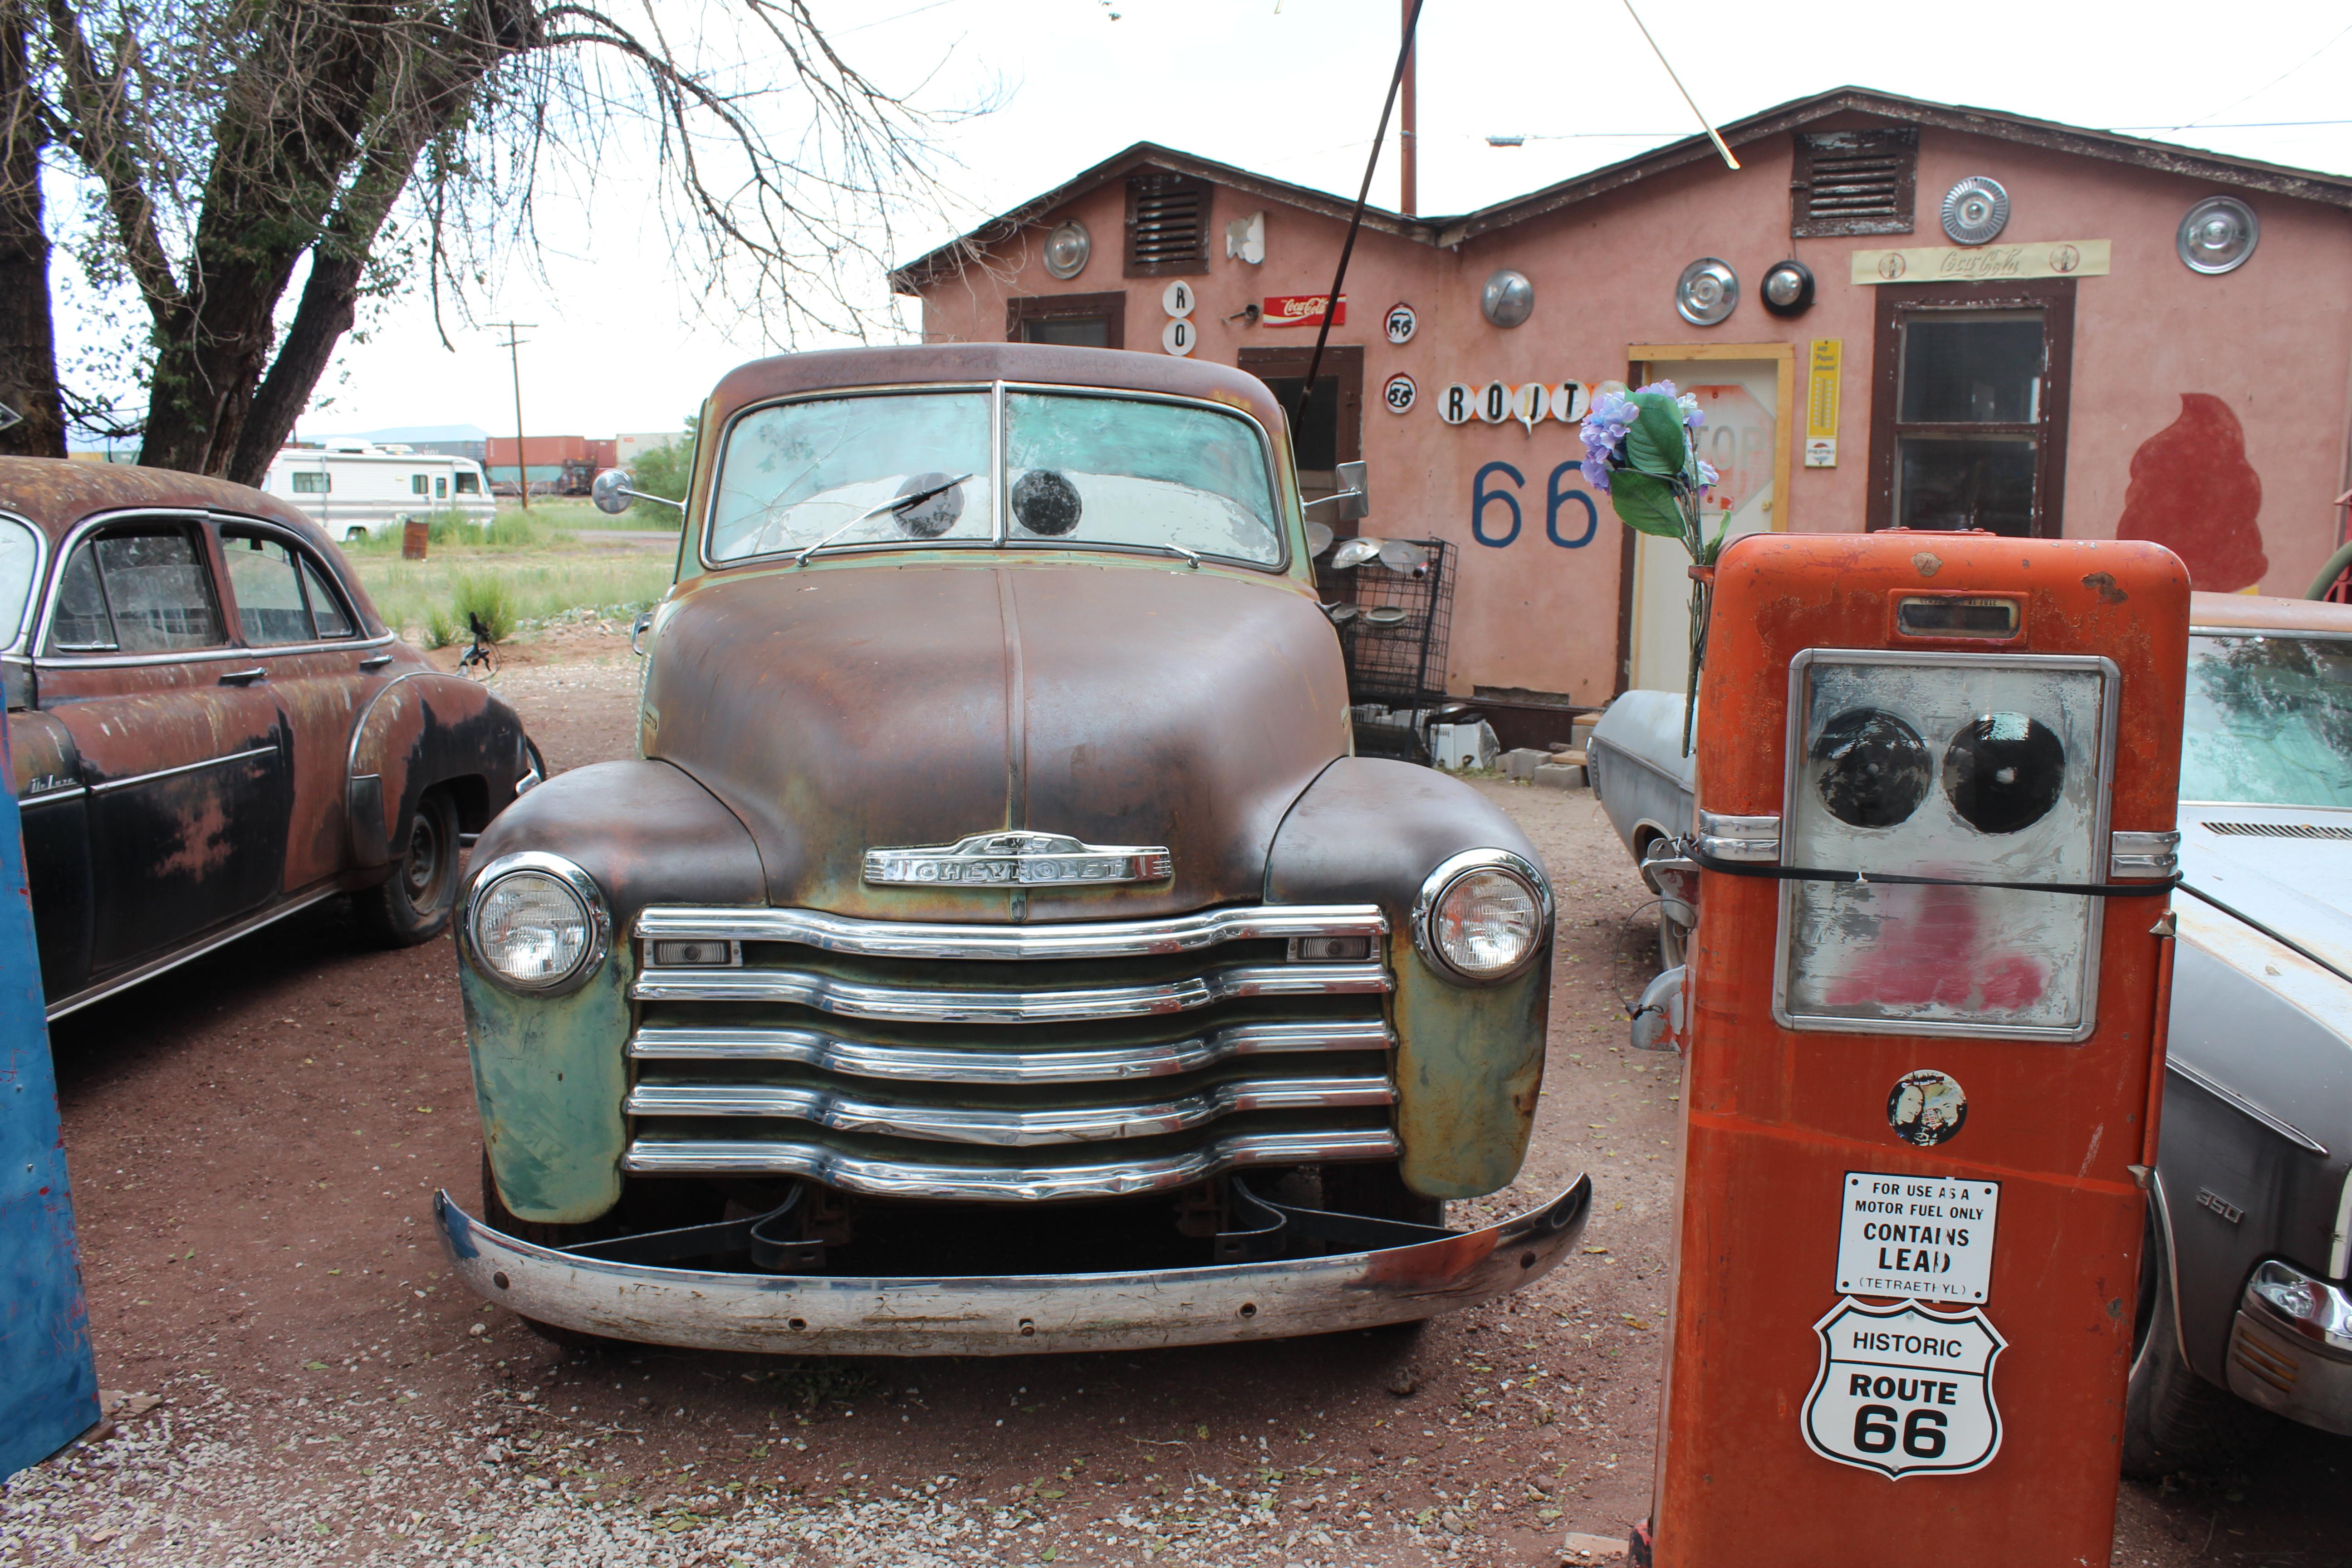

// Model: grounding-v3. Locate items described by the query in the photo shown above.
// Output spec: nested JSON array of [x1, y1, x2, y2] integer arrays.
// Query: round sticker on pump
[[1887, 1070, 1968, 1147]]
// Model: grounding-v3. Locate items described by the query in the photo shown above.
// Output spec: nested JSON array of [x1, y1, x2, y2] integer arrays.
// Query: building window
[[1124, 170, 1210, 276], [1007, 290, 1126, 350], [1790, 128, 1917, 237], [1868, 279, 2075, 538], [412, 474, 430, 496], [291, 471, 328, 494], [454, 471, 480, 495]]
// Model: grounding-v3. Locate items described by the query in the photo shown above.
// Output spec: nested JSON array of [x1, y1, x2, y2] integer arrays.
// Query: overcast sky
[[286, 0, 2352, 442]]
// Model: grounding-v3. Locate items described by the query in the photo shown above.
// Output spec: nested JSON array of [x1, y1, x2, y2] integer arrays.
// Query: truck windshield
[[2181, 632, 2352, 807], [705, 387, 1282, 566]]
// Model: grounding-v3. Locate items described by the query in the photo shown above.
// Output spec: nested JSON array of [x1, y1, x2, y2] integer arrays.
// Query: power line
[[2169, 19, 2352, 131], [489, 322, 537, 514]]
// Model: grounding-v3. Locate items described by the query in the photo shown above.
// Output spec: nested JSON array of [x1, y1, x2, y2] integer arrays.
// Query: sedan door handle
[[219, 666, 267, 686], [359, 653, 393, 671]]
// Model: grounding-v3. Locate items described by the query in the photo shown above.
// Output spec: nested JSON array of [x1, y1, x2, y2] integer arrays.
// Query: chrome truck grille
[[623, 904, 1398, 1202]]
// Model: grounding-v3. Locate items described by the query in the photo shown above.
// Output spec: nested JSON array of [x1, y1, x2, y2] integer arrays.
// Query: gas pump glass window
[[1004, 393, 1282, 565], [2180, 633, 2352, 807], [705, 392, 995, 563], [1892, 312, 2045, 537], [1777, 650, 2118, 1040]]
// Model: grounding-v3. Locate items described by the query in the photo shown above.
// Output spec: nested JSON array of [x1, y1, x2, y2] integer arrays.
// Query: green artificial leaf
[[1622, 392, 1690, 478], [1608, 470, 1687, 539]]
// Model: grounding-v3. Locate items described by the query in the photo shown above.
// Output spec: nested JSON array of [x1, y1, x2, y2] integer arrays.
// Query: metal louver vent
[[1125, 171, 1209, 277], [1790, 129, 1917, 238], [2201, 820, 2352, 840]]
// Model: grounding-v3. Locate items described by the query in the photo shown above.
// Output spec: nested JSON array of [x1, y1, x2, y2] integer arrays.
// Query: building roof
[[893, 85, 2352, 290]]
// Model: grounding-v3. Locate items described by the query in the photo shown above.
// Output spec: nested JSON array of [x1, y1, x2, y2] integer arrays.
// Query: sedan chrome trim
[[626, 1073, 1396, 1147], [434, 1177, 1592, 1356], [2110, 828, 2182, 878], [44, 882, 346, 1021], [627, 1017, 1395, 1084], [630, 961, 1390, 1022], [87, 742, 278, 794], [633, 902, 1387, 960], [1696, 810, 1781, 863], [2167, 1057, 2330, 1156], [621, 1127, 1402, 1201]]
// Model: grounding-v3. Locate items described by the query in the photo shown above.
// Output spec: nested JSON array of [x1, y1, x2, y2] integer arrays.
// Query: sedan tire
[[2123, 1209, 2265, 1476], [358, 788, 459, 946]]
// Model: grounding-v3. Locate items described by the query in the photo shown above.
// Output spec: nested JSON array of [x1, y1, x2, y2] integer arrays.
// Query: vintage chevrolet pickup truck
[[435, 343, 1589, 1353]]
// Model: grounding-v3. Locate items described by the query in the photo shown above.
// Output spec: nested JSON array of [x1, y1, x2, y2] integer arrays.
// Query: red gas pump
[[1642, 529, 2187, 1566]]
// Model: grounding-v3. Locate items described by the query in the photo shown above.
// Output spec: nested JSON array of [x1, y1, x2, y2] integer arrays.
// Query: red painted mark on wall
[[2116, 393, 2267, 593]]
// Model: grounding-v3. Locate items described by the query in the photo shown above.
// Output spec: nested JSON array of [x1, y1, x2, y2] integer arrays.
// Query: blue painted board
[[0, 712, 97, 1478]]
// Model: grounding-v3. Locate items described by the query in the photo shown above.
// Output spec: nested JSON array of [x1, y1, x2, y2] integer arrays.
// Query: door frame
[[1613, 343, 1797, 696]]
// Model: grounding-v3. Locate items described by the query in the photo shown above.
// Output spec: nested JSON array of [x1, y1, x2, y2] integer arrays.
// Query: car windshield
[[2180, 632, 2352, 807], [704, 387, 1281, 567]]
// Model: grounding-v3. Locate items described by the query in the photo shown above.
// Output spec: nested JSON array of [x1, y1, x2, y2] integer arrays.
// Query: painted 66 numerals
[[1802, 1298, 2006, 1479]]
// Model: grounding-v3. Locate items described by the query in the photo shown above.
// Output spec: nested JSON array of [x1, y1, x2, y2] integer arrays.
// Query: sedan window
[[224, 534, 312, 643], [0, 518, 38, 648], [2182, 633, 2352, 807], [46, 529, 224, 654], [299, 557, 355, 638], [708, 392, 993, 563]]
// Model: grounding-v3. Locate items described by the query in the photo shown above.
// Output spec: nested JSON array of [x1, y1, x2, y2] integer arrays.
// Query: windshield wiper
[[1135, 540, 1201, 569], [792, 473, 975, 568]]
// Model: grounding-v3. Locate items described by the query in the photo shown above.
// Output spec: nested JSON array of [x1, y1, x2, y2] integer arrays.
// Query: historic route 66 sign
[[1802, 1298, 2005, 1479]]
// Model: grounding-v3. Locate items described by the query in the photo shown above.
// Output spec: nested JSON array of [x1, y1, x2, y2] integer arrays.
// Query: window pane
[[1004, 393, 1281, 564], [1898, 315, 2043, 424], [1023, 316, 1112, 348], [292, 470, 328, 494], [94, 532, 222, 652], [299, 557, 355, 638], [0, 519, 39, 647], [708, 392, 994, 563], [1896, 435, 2038, 537], [436, 476, 448, 499], [224, 534, 313, 643], [49, 545, 113, 651], [2180, 635, 2352, 808], [454, 471, 480, 495], [412, 474, 429, 496]]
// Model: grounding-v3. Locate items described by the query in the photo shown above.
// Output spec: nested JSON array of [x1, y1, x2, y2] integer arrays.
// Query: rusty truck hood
[[639, 557, 1351, 921]]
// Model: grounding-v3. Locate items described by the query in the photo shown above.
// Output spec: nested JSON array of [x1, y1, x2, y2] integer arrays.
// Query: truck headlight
[[1414, 849, 1550, 982], [465, 853, 609, 994]]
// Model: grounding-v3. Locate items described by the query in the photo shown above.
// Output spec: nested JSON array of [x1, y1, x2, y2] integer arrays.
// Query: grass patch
[[499, 496, 682, 532], [347, 524, 675, 641]]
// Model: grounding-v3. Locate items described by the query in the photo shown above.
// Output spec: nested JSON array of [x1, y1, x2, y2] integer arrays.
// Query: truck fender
[[1265, 757, 1553, 1200]]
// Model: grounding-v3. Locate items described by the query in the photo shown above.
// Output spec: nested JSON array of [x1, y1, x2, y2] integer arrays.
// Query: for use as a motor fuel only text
[[1642, 531, 2187, 1568]]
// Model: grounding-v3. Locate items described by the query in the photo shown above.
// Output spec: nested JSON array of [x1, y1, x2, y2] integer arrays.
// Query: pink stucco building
[[894, 88, 2352, 726]]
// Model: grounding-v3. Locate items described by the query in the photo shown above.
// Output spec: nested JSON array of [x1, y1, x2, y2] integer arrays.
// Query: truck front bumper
[[434, 1176, 1591, 1356]]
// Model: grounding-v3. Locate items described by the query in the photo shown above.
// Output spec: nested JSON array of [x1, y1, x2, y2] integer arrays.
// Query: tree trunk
[[0, 1, 64, 459], [226, 248, 362, 488]]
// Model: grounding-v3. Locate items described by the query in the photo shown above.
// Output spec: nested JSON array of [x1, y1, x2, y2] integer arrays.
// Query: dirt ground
[[7, 630, 2348, 1566]]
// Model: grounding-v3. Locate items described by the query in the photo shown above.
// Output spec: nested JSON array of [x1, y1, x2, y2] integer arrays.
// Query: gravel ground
[[8, 631, 2347, 1566]]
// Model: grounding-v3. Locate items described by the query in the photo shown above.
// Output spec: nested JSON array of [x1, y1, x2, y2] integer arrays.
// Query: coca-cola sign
[[1261, 294, 1346, 328]]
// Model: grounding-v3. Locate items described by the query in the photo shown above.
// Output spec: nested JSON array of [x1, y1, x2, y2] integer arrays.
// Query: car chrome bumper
[[2225, 1259, 2352, 1436], [434, 1176, 1592, 1357]]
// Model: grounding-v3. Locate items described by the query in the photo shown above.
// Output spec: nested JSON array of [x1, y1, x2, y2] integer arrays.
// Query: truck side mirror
[[591, 468, 636, 515], [1335, 460, 1370, 522]]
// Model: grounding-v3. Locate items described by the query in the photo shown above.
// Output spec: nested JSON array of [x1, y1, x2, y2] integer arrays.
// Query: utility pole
[[490, 323, 537, 511], [1399, 0, 1417, 216]]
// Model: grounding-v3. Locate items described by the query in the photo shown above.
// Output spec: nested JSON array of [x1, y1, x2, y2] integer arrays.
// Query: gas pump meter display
[[1774, 650, 2119, 1041]]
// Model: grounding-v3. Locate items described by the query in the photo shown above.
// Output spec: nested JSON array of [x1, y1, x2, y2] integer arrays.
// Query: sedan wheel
[[2122, 1208, 2265, 1475], [357, 788, 459, 946]]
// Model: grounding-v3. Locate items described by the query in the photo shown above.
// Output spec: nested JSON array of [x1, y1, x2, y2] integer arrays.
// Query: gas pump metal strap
[[1682, 839, 2180, 897]]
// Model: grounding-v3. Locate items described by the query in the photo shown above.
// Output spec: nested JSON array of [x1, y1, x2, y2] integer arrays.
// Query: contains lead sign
[[1835, 1171, 2000, 1303]]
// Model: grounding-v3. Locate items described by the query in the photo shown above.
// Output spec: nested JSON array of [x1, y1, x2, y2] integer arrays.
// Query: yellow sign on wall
[[1805, 340, 1840, 468]]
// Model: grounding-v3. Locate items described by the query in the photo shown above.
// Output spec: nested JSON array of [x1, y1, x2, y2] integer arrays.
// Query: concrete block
[[1499, 748, 1549, 780], [1533, 762, 1586, 790]]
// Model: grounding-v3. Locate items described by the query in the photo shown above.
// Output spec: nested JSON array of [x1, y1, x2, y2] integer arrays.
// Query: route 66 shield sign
[[1801, 1298, 2006, 1479]]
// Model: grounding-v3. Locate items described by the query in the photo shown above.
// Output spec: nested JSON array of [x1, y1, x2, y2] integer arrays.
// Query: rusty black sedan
[[0, 459, 539, 1017]]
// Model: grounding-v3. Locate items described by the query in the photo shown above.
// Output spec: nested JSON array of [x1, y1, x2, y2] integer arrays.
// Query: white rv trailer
[[265, 440, 497, 541]]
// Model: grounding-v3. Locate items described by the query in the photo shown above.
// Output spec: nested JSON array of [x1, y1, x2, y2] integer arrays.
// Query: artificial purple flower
[[1695, 458, 1719, 490], [1581, 454, 1613, 492]]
